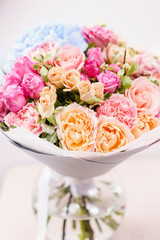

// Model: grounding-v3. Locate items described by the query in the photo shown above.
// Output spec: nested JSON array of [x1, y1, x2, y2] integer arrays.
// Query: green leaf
[[37, 118, 46, 123], [41, 123, 55, 135], [122, 76, 132, 89], [151, 79, 159, 86], [40, 66, 48, 76], [44, 53, 52, 62], [10, 125, 16, 129], [33, 64, 41, 70], [129, 47, 136, 57], [33, 56, 43, 64], [117, 84, 125, 94], [118, 68, 125, 77], [47, 115, 57, 125], [88, 42, 96, 49], [0, 122, 9, 131], [46, 131, 58, 144], [126, 62, 135, 76], [106, 66, 115, 72]]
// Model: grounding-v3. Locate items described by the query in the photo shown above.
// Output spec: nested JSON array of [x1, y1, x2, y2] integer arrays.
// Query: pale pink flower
[[13, 56, 36, 79], [107, 64, 121, 74], [137, 53, 160, 76], [82, 26, 118, 48], [126, 77, 160, 117], [5, 102, 42, 135], [97, 94, 137, 129], [80, 73, 90, 82], [54, 45, 85, 71]]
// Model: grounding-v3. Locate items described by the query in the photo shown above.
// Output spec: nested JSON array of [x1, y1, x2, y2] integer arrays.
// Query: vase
[[33, 169, 125, 240]]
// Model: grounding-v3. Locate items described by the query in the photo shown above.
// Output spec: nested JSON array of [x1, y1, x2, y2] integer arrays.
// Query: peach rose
[[55, 103, 97, 151], [131, 115, 160, 139], [125, 77, 160, 116], [38, 86, 57, 119], [54, 45, 85, 71], [96, 116, 134, 153], [92, 82, 104, 99], [61, 69, 80, 91], [47, 67, 65, 89], [77, 80, 95, 102]]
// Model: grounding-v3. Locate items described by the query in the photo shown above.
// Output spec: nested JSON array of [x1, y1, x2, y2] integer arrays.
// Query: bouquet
[[1, 22, 160, 240]]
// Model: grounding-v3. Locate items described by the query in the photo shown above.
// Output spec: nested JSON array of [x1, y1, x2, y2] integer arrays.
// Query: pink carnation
[[3, 84, 27, 113], [87, 47, 105, 66], [22, 73, 45, 99], [82, 26, 118, 48], [80, 73, 90, 81], [0, 88, 8, 122], [97, 71, 121, 93], [84, 59, 101, 78], [96, 94, 137, 129], [3, 71, 22, 89], [107, 64, 121, 74], [5, 102, 42, 135]]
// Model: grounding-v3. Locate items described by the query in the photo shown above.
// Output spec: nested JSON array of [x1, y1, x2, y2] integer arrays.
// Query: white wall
[[0, 0, 160, 184]]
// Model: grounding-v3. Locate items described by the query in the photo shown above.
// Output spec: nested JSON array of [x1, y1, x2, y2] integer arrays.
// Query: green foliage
[[0, 122, 9, 131]]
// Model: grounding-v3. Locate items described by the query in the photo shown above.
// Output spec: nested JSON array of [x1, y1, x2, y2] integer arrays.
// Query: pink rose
[[126, 77, 160, 116], [82, 26, 118, 48], [13, 56, 36, 79], [80, 73, 90, 81], [3, 71, 22, 89], [87, 47, 105, 66], [107, 64, 121, 74], [84, 59, 101, 78], [0, 88, 8, 122], [54, 45, 85, 71], [3, 84, 27, 113], [96, 94, 137, 129], [137, 53, 160, 76], [97, 71, 121, 93], [5, 102, 42, 135], [22, 73, 45, 99]]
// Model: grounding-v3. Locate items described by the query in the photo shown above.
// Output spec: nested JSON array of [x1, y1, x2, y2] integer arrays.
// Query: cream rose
[[131, 115, 160, 139], [38, 86, 57, 119], [96, 116, 134, 153], [92, 82, 104, 99], [55, 103, 97, 151], [125, 77, 160, 116], [77, 80, 95, 102], [47, 67, 65, 89], [61, 69, 80, 91]]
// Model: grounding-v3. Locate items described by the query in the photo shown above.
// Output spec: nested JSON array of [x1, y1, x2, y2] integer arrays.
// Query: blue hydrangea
[[12, 22, 88, 59]]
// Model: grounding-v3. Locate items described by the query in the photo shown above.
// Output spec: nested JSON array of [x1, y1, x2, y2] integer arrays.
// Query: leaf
[[129, 47, 136, 57], [47, 115, 57, 125], [0, 122, 9, 131], [41, 123, 55, 135], [106, 66, 115, 72], [122, 76, 132, 89], [46, 131, 58, 144], [118, 68, 125, 77], [44, 53, 52, 62], [126, 62, 135, 76], [33, 64, 41, 70], [40, 66, 49, 82], [151, 79, 159, 86], [40, 66, 48, 76], [10, 125, 16, 129], [37, 118, 46, 123], [33, 56, 43, 64], [88, 42, 96, 49]]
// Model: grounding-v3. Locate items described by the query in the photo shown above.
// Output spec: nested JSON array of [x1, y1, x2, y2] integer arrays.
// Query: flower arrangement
[[1, 22, 160, 240], [1, 23, 160, 154]]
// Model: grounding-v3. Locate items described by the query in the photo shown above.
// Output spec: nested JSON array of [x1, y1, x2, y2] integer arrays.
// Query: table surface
[[0, 158, 160, 240]]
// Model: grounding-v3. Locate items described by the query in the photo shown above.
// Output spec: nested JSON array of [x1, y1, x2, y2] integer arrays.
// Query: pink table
[[0, 159, 160, 240]]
